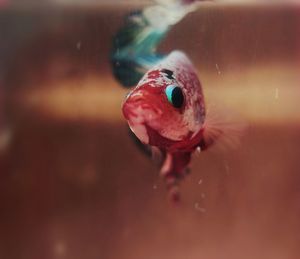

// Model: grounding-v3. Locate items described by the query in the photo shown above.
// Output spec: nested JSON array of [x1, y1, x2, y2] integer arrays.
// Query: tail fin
[[111, 10, 167, 87], [110, 2, 199, 88]]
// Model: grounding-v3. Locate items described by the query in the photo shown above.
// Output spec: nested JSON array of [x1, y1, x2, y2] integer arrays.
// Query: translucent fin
[[111, 10, 167, 87], [128, 127, 166, 166], [128, 127, 152, 156], [202, 105, 248, 151], [151, 146, 165, 167]]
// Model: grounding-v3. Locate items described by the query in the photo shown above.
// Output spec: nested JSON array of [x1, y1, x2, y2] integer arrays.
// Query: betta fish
[[112, 0, 243, 201], [122, 50, 238, 201]]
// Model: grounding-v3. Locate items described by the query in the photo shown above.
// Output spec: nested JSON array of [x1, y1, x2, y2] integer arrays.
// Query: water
[[0, 2, 300, 259]]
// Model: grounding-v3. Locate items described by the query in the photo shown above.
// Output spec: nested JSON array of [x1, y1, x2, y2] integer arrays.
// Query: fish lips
[[122, 91, 164, 144], [122, 91, 162, 123]]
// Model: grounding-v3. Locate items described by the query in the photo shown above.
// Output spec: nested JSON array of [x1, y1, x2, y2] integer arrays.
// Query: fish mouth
[[122, 91, 162, 122], [122, 91, 163, 144]]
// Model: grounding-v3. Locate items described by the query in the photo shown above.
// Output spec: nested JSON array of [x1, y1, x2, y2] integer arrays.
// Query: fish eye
[[165, 85, 184, 108]]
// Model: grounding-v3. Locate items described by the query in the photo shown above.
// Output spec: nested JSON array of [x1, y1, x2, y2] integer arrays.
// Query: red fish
[[122, 51, 241, 201]]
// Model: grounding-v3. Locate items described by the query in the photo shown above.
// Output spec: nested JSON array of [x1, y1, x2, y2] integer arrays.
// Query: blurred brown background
[[0, 2, 300, 259]]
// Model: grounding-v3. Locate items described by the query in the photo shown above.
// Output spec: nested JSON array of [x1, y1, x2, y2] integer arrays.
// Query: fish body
[[122, 51, 211, 200]]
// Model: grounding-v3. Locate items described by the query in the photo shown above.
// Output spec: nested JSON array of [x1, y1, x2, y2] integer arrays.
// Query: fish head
[[122, 64, 205, 148]]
